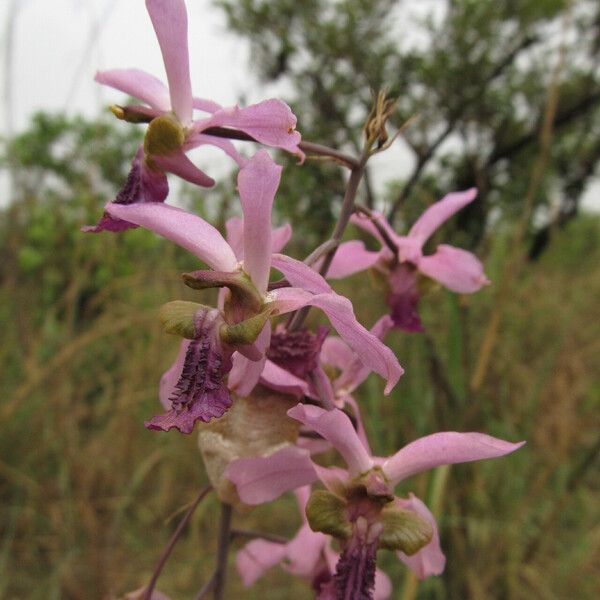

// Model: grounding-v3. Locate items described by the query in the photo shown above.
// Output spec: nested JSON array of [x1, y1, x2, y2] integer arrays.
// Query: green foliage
[[217, 0, 600, 250]]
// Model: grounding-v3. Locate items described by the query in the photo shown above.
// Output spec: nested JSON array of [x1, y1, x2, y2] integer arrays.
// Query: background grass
[[1, 169, 599, 599]]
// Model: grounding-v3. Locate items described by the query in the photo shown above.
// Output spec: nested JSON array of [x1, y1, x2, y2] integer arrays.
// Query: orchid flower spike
[[226, 404, 524, 594], [84, 0, 303, 233], [105, 151, 402, 433], [326, 189, 490, 331]]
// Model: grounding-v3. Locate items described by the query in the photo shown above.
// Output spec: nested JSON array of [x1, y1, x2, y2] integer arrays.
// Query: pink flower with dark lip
[[85, 0, 303, 233], [226, 403, 524, 589], [236, 486, 393, 599], [106, 151, 402, 432], [326, 189, 490, 331]]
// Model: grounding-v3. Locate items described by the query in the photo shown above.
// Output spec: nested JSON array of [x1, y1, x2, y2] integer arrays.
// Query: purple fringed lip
[[146, 309, 233, 434], [267, 326, 329, 379]]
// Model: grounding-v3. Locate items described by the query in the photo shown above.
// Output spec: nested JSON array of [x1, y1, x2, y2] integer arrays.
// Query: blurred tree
[[217, 0, 600, 253]]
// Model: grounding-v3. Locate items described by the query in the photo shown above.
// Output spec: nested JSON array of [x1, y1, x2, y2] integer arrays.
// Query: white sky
[[0, 0, 598, 211]]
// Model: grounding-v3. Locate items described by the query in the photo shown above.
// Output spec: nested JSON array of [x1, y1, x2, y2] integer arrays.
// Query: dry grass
[[1, 208, 599, 599]]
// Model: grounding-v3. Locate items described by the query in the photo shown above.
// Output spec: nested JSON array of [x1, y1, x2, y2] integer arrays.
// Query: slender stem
[[212, 502, 233, 600], [195, 573, 216, 600], [142, 486, 212, 600], [230, 528, 288, 545], [288, 151, 368, 331]]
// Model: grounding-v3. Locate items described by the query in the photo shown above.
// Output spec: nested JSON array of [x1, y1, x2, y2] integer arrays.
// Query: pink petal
[[193, 97, 222, 113], [270, 254, 332, 294], [228, 324, 271, 396], [159, 340, 189, 410], [105, 202, 237, 271], [198, 99, 304, 158], [408, 189, 478, 246], [323, 240, 381, 279], [374, 568, 393, 600], [225, 217, 244, 259], [95, 68, 170, 111], [271, 223, 292, 253], [334, 315, 395, 394], [285, 524, 329, 578], [396, 494, 445, 579], [288, 405, 373, 475], [350, 211, 399, 247], [184, 132, 246, 167], [236, 538, 287, 586], [238, 151, 282, 293], [345, 396, 372, 455], [382, 432, 525, 486], [146, 0, 193, 124], [294, 485, 311, 513], [320, 336, 355, 372], [225, 446, 318, 505], [268, 288, 403, 394], [417, 244, 490, 293], [152, 150, 215, 187], [260, 359, 312, 398], [225, 220, 292, 260]]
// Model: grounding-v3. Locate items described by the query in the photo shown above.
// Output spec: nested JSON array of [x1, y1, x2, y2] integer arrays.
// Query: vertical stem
[[143, 486, 212, 600], [212, 503, 233, 600], [288, 153, 368, 331]]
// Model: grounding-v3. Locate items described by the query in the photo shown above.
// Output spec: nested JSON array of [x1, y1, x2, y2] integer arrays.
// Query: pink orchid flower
[[226, 403, 524, 588], [85, 0, 303, 233], [105, 151, 402, 432], [326, 189, 490, 331], [236, 486, 393, 599]]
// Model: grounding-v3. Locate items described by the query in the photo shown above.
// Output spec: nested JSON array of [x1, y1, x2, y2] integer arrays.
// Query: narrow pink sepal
[[408, 189, 477, 246], [417, 244, 490, 293], [238, 151, 282, 293], [324, 240, 381, 279], [105, 202, 238, 271], [152, 151, 215, 188], [288, 405, 373, 475], [95, 68, 170, 111], [225, 446, 318, 505], [199, 99, 304, 158], [236, 538, 287, 586], [146, 0, 193, 124], [159, 340, 189, 410], [396, 494, 446, 579], [271, 254, 332, 294], [382, 432, 525, 486]]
